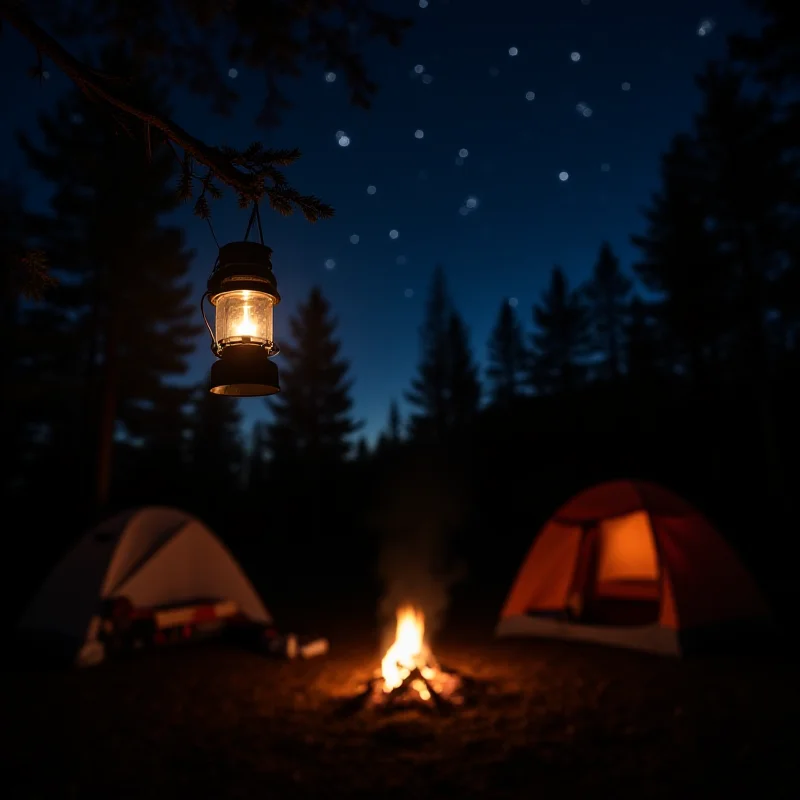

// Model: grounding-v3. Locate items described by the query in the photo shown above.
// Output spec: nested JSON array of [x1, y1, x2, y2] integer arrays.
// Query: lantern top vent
[[207, 241, 280, 304]]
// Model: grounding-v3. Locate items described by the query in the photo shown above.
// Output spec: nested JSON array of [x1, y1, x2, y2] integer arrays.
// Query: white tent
[[19, 506, 271, 666]]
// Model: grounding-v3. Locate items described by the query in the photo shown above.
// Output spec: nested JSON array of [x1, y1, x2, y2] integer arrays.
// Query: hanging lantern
[[203, 241, 281, 396]]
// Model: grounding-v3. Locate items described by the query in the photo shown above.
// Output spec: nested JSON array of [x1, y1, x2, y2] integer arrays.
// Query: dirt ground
[[3, 623, 798, 800]]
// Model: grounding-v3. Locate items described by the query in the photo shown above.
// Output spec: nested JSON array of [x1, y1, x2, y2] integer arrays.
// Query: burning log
[[385, 665, 447, 712]]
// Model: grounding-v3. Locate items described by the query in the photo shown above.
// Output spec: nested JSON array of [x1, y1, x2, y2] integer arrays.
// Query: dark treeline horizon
[[3, 1, 799, 621]]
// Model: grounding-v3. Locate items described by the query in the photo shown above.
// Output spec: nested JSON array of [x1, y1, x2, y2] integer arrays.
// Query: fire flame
[[381, 606, 436, 700]]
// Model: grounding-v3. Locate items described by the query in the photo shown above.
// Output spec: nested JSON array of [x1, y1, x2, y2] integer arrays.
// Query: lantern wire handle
[[205, 217, 220, 249], [242, 202, 265, 246], [200, 290, 219, 355]]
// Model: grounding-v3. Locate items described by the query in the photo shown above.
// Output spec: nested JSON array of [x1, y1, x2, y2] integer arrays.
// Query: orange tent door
[[588, 511, 662, 626]]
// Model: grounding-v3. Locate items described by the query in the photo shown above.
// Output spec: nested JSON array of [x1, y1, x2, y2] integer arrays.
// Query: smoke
[[371, 452, 469, 650]]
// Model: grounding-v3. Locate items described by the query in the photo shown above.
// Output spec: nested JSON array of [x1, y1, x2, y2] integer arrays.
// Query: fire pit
[[337, 606, 468, 716]]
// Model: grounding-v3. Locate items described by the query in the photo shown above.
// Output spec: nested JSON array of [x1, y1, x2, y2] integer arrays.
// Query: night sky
[[1, 0, 758, 445]]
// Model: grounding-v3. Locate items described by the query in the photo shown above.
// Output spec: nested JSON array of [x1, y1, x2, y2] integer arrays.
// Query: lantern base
[[209, 345, 280, 397]]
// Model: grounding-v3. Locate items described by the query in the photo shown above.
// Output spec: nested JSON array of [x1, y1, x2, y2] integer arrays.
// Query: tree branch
[[0, 2, 263, 200]]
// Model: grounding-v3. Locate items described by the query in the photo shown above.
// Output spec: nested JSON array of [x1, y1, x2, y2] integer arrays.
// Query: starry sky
[[1, 0, 758, 445]]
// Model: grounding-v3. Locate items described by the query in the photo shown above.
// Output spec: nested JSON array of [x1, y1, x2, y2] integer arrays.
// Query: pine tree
[[691, 65, 794, 370], [187, 381, 244, 500], [17, 51, 200, 512], [729, 0, 800, 91], [376, 400, 403, 454], [486, 299, 528, 407], [2, 183, 26, 396], [582, 243, 632, 381], [529, 267, 589, 395], [246, 421, 269, 493], [406, 267, 482, 437], [355, 437, 371, 462], [1, 183, 40, 499], [690, 64, 794, 504], [387, 400, 402, 444], [121, 384, 192, 505], [447, 311, 482, 427], [1, 181, 55, 304], [625, 295, 668, 382], [265, 287, 359, 465], [406, 265, 451, 441], [12, 294, 84, 505], [631, 133, 729, 384]]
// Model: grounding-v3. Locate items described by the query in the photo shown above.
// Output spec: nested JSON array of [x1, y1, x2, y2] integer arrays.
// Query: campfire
[[337, 605, 464, 715]]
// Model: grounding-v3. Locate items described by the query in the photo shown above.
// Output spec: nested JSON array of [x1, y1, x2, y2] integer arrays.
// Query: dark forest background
[[3, 3, 799, 629]]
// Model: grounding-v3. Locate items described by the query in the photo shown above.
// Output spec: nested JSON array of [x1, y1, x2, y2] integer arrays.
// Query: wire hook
[[243, 202, 265, 245]]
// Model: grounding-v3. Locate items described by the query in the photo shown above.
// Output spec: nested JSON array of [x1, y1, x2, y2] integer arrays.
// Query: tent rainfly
[[19, 507, 271, 666], [497, 480, 772, 656]]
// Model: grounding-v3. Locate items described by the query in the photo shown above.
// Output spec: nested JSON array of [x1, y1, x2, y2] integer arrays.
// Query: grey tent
[[19, 506, 271, 666]]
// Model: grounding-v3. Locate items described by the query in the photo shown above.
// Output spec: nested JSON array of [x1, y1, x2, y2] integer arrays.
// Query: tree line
[[2, 1, 799, 588]]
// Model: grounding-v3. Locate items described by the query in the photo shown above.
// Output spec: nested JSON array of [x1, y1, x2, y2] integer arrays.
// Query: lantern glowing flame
[[380, 606, 436, 700], [236, 300, 258, 337]]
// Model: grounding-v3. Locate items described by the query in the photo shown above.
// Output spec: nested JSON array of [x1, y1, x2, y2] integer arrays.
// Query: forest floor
[[4, 614, 798, 800]]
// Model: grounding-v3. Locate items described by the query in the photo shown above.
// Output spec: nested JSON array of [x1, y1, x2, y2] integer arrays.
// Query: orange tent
[[496, 480, 772, 656]]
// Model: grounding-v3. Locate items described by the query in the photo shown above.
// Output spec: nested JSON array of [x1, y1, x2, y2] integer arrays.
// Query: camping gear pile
[[18, 507, 328, 667]]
